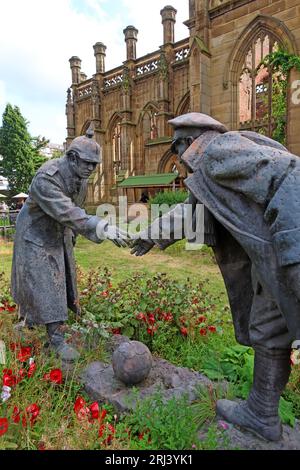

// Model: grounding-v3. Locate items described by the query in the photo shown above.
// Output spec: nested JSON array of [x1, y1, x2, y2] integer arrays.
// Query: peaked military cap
[[169, 113, 228, 134], [67, 124, 101, 163]]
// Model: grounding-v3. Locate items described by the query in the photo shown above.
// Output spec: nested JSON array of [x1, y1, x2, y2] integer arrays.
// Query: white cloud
[[0, 0, 189, 143]]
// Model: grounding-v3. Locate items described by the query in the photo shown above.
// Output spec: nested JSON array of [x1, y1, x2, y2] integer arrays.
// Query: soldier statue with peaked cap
[[132, 112, 300, 442], [11, 126, 129, 362]]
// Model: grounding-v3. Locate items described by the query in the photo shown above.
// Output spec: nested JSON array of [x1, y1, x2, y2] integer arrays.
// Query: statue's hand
[[103, 225, 131, 248], [130, 239, 155, 257]]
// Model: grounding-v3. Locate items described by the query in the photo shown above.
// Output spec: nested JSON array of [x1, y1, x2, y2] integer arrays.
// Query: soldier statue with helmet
[[11, 126, 129, 362]]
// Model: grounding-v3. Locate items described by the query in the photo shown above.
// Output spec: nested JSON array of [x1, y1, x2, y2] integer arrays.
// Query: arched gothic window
[[112, 121, 122, 170], [239, 33, 287, 141], [159, 153, 187, 179], [142, 108, 158, 142]]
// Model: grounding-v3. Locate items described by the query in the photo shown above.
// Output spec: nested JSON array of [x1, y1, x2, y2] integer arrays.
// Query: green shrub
[[201, 345, 296, 426], [125, 390, 199, 450], [149, 190, 188, 208], [75, 268, 221, 352]]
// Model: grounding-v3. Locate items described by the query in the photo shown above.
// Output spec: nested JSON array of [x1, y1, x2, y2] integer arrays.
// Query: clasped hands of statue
[[101, 223, 154, 255]]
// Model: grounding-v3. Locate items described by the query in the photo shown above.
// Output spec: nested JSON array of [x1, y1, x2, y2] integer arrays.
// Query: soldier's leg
[[46, 321, 79, 362], [217, 278, 292, 442]]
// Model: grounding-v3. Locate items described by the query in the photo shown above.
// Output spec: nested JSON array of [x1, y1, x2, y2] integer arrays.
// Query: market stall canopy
[[12, 193, 29, 199], [118, 173, 178, 188]]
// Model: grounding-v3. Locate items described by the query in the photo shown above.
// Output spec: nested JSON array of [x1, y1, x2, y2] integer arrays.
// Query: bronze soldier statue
[[132, 113, 300, 442], [11, 127, 129, 362]]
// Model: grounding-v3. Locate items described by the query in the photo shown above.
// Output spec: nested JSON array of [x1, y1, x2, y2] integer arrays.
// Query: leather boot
[[216, 347, 291, 441], [46, 322, 80, 362]]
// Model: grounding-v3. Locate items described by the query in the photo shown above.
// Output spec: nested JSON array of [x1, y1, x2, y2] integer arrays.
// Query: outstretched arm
[[131, 197, 194, 256], [30, 173, 129, 247]]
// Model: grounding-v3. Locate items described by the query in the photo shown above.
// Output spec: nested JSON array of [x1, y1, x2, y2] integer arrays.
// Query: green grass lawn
[[0, 236, 226, 295], [75, 237, 225, 290]]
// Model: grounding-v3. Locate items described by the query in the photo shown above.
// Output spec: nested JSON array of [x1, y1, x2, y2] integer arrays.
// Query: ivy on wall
[[262, 50, 300, 145], [262, 50, 300, 75]]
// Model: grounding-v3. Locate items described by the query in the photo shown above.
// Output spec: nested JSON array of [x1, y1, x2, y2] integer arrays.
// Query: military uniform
[[152, 129, 300, 348], [135, 113, 300, 441], [11, 157, 107, 325], [11, 127, 128, 362]]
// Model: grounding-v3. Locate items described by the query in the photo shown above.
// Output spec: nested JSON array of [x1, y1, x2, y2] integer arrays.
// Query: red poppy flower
[[3, 371, 17, 387], [0, 418, 8, 436], [12, 406, 21, 424], [101, 291, 109, 298], [163, 313, 173, 322], [0, 307, 5, 312], [77, 407, 91, 420], [88, 405, 107, 422], [74, 396, 90, 420], [7, 305, 17, 312], [98, 423, 105, 438], [25, 404, 40, 426], [197, 316, 207, 325], [147, 327, 157, 336], [208, 326, 217, 333], [111, 328, 121, 335], [199, 328, 207, 337], [99, 423, 115, 445], [89, 402, 99, 420], [136, 313, 146, 322], [138, 429, 151, 443], [49, 369, 63, 384], [74, 396, 86, 414], [17, 368, 27, 383], [192, 298, 199, 305], [27, 363, 36, 378], [147, 314, 156, 325], [17, 347, 32, 362], [180, 327, 188, 337], [9, 343, 21, 352], [107, 423, 115, 435]]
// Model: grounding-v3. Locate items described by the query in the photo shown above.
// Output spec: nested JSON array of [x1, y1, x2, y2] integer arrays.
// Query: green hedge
[[149, 190, 188, 206]]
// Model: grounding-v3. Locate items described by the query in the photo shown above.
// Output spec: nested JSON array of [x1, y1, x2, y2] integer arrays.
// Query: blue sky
[[0, 0, 189, 144]]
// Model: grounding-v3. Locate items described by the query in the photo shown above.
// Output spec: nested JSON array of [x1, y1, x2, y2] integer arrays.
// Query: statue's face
[[69, 153, 98, 179], [171, 127, 201, 161]]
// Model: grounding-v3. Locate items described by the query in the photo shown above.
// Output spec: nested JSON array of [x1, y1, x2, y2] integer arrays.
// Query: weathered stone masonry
[[66, 0, 300, 205]]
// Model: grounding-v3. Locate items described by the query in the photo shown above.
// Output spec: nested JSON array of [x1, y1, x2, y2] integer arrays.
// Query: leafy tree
[[31, 135, 49, 170], [0, 104, 47, 195], [51, 148, 64, 160]]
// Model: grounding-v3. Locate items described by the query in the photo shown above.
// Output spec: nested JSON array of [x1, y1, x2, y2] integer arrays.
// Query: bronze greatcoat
[[11, 157, 107, 325], [152, 131, 300, 348]]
